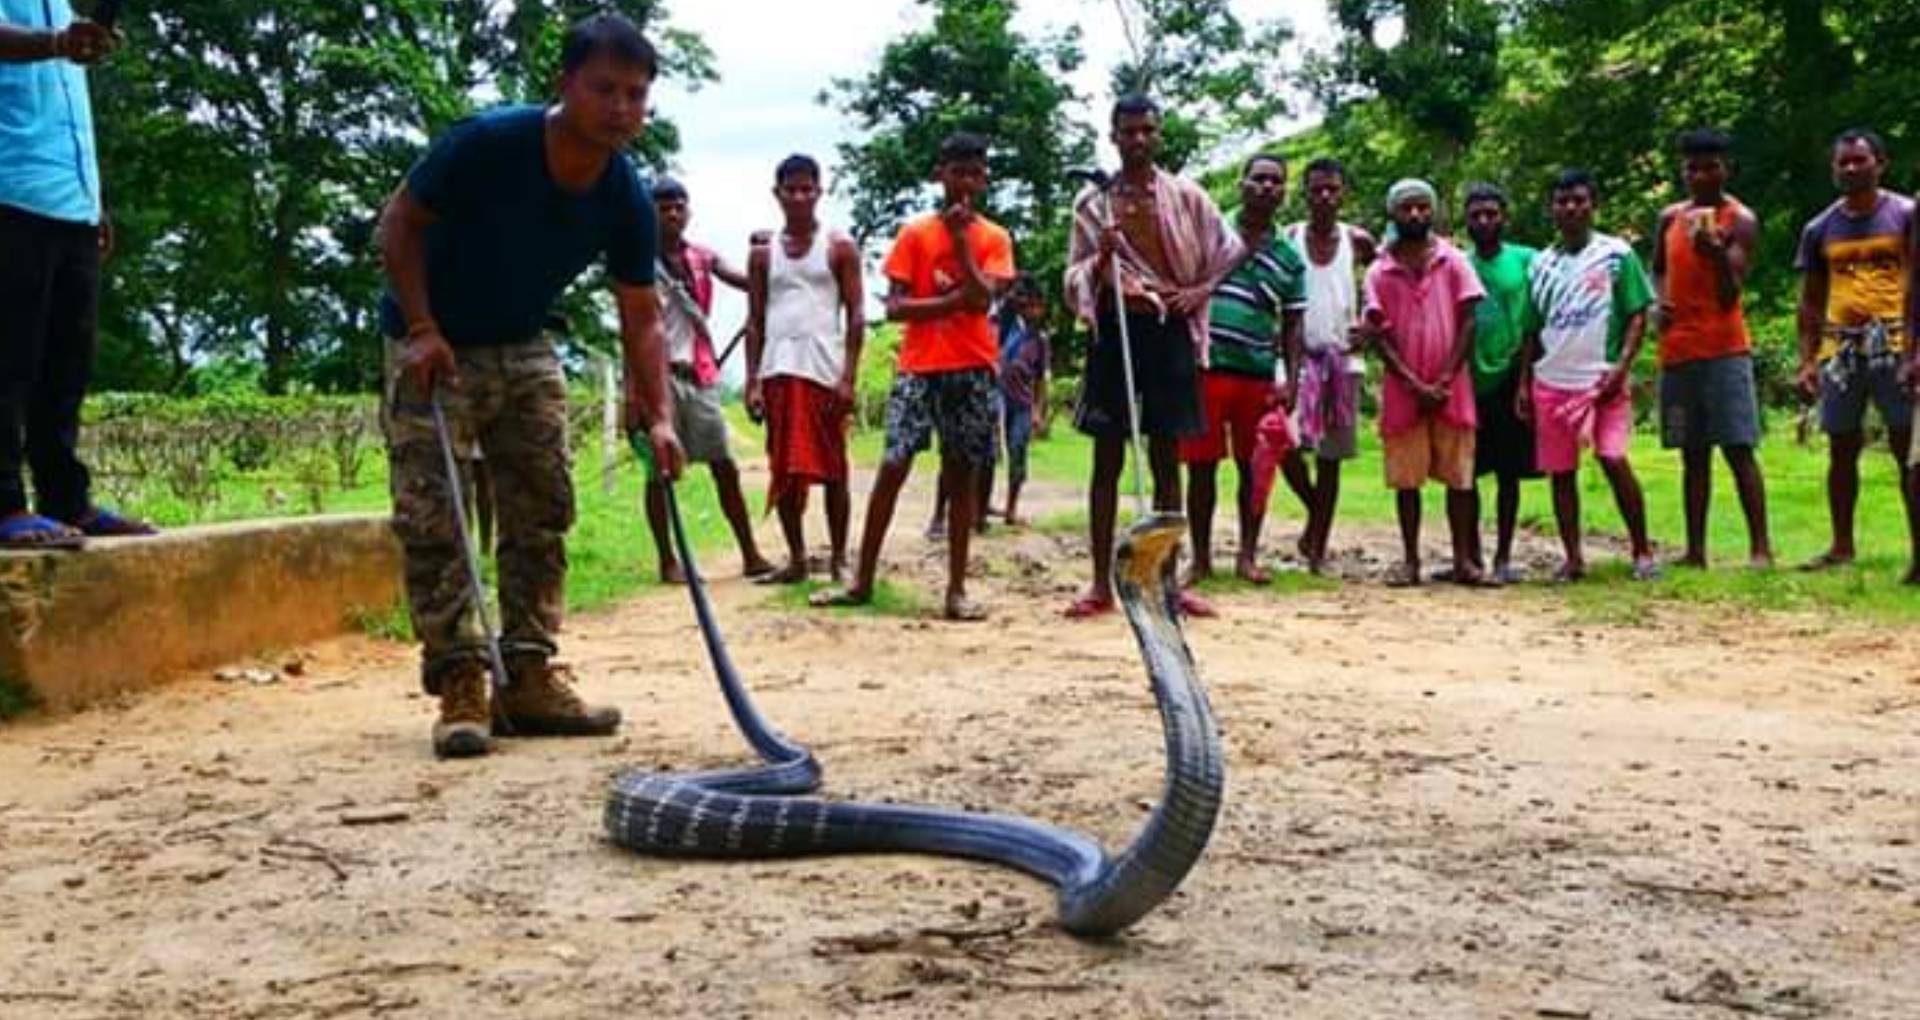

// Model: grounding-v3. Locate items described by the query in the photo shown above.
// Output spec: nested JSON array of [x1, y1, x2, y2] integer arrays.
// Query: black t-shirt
[[379, 105, 656, 346]]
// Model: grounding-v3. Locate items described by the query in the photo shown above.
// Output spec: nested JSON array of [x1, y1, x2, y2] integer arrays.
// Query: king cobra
[[606, 436, 1224, 936]]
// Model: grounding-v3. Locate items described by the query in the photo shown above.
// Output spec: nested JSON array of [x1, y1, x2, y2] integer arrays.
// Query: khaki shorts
[[670, 372, 732, 464], [1383, 418, 1475, 491]]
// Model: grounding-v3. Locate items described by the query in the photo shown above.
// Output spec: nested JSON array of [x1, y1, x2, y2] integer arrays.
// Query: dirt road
[[2, 476, 1916, 1019]]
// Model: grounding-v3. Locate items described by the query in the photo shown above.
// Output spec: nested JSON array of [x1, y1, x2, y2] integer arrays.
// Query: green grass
[[1014, 410, 1920, 620], [109, 394, 1920, 633]]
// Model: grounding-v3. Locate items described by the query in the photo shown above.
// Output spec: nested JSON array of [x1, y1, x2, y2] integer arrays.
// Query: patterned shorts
[[883, 369, 998, 468]]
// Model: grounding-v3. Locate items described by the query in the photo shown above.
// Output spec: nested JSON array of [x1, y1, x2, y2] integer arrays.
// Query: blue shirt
[[378, 105, 658, 347], [0, 0, 102, 225]]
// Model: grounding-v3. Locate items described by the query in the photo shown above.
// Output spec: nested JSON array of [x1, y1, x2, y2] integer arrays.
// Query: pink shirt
[[1364, 239, 1485, 436]]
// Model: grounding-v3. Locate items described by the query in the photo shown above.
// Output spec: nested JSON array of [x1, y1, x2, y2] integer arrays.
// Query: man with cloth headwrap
[[1359, 179, 1490, 587]]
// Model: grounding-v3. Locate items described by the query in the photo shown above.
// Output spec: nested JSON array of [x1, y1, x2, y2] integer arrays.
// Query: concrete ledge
[[0, 514, 400, 714]]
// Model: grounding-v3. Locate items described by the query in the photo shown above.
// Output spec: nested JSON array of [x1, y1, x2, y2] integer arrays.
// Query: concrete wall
[[0, 514, 400, 714]]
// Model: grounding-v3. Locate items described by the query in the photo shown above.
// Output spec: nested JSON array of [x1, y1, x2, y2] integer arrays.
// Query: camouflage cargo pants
[[383, 339, 574, 692]]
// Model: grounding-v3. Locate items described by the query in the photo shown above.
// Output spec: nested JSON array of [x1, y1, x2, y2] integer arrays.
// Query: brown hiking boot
[[432, 661, 494, 759], [495, 660, 620, 737]]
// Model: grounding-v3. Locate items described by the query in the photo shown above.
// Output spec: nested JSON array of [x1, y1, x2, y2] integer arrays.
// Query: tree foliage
[[1107, 0, 1296, 171], [1297, 0, 1920, 313], [90, 1, 714, 394], [822, 0, 1093, 352]]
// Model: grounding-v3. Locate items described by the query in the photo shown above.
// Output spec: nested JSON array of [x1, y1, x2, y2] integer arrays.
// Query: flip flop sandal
[[1175, 589, 1217, 618], [68, 507, 156, 537], [1631, 560, 1664, 583], [0, 513, 84, 550], [1062, 594, 1114, 620]]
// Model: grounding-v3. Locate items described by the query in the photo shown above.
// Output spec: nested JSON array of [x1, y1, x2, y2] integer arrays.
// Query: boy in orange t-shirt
[[1652, 128, 1772, 570], [811, 133, 1015, 620]]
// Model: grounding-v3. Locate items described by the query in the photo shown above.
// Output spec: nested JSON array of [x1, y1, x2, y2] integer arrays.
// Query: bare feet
[[1673, 552, 1708, 569], [1800, 549, 1855, 572], [809, 586, 871, 608], [1235, 558, 1272, 585], [1383, 562, 1421, 588], [1749, 551, 1776, 570], [753, 561, 808, 586], [742, 556, 777, 579], [943, 594, 989, 621], [659, 561, 686, 585], [1551, 560, 1587, 584], [1450, 563, 1502, 588]]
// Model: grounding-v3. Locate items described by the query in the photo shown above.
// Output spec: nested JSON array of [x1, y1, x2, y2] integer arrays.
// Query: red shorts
[[1180, 371, 1275, 464], [764, 376, 849, 502]]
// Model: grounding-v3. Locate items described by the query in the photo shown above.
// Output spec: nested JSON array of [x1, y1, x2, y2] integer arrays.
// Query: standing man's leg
[[1594, 388, 1655, 579], [943, 452, 985, 618], [1823, 431, 1865, 566], [1662, 363, 1712, 568], [1003, 402, 1032, 525], [643, 481, 684, 583], [1723, 445, 1773, 567], [1185, 460, 1220, 581], [926, 465, 949, 540], [821, 459, 911, 605], [1439, 424, 1484, 584], [1550, 472, 1584, 581], [1392, 488, 1422, 585], [1076, 434, 1126, 613], [1493, 472, 1523, 578], [0, 209, 70, 544], [384, 347, 496, 757], [816, 374, 927, 606], [23, 219, 103, 530], [824, 481, 850, 582], [1599, 455, 1656, 578], [927, 370, 999, 604], [1232, 454, 1269, 583], [1812, 371, 1867, 567], [768, 484, 809, 584], [1679, 445, 1712, 568], [710, 457, 774, 576], [1383, 423, 1425, 586], [485, 344, 618, 734]]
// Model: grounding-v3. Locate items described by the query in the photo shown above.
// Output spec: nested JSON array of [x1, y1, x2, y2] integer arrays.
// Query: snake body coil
[[607, 464, 1222, 937]]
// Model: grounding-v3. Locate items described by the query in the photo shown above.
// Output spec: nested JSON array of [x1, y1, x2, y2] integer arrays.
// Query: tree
[[1310, 0, 1501, 165], [91, 1, 715, 393], [1107, 0, 1297, 172], [824, 0, 1094, 352]]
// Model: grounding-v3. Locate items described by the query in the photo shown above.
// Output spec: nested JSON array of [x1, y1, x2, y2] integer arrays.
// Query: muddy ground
[[1, 474, 1916, 1019]]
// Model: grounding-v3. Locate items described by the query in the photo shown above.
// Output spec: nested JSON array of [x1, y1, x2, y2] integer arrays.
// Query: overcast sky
[[647, 0, 1333, 374]]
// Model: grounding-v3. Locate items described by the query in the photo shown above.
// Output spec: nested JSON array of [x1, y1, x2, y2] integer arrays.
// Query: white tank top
[[762, 229, 846, 387], [1286, 222, 1364, 373]]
